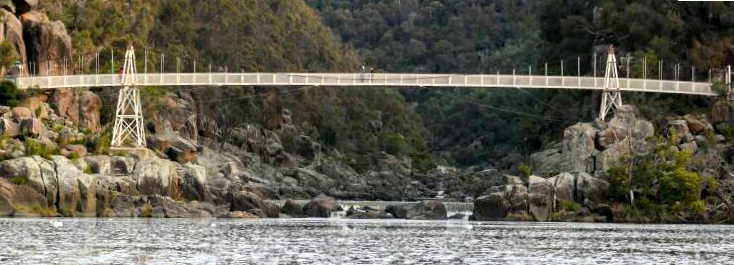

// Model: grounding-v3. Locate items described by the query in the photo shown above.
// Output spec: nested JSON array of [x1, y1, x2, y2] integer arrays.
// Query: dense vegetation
[[40, 0, 433, 170], [307, 0, 727, 167]]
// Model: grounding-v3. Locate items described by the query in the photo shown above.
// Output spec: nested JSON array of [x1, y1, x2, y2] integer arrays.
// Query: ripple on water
[[0, 218, 732, 264]]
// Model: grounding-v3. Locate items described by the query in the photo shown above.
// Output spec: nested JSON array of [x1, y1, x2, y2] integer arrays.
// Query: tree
[[0, 41, 17, 73], [0, 80, 20, 107]]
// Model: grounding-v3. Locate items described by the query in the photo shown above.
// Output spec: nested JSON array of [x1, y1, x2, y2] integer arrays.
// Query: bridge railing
[[8, 73, 715, 96]]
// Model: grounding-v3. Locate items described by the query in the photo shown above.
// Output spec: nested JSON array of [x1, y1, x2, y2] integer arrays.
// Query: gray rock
[[228, 191, 279, 218], [529, 146, 563, 176], [406, 201, 447, 220], [572, 172, 609, 208], [473, 184, 528, 221], [548, 172, 575, 203], [345, 211, 393, 219], [562, 123, 598, 173], [528, 175, 552, 221], [302, 194, 342, 218], [22, 11, 73, 77], [280, 199, 303, 217], [176, 164, 208, 202], [0, 117, 19, 137], [133, 157, 178, 196], [0, 178, 48, 217]]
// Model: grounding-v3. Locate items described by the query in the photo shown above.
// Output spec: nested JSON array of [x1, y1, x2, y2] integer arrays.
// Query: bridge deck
[[9, 73, 716, 96]]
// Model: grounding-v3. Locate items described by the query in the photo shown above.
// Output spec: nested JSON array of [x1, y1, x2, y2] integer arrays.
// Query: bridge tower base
[[111, 43, 146, 149], [599, 45, 622, 121]]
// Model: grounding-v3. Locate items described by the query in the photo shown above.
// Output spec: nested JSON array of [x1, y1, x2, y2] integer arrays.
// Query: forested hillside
[[308, 0, 731, 167], [37, 0, 434, 170]]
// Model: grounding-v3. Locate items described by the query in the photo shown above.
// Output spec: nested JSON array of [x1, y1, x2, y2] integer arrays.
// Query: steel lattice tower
[[111, 43, 146, 149], [599, 45, 622, 121]]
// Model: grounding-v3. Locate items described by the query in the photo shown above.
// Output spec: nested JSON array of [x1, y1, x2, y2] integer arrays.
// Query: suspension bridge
[[1, 44, 728, 149]]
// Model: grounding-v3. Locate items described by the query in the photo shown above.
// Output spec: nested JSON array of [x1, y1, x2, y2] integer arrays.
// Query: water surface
[[0, 218, 732, 264]]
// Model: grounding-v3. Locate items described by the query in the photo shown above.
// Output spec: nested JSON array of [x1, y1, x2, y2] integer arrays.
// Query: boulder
[[11, 106, 31, 120], [528, 175, 552, 221], [302, 194, 342, 218], [712, 100, 733, 125], [280, 199, 303, 217], [97, 192, 137, 217], [595, 138, 632, 173], [0, 156, 57, 207], [473, 184, 527, 221], [385, 203, 412, 219], [144, 195, 219, 218], [548, 172, 575, 203], [405, 201, 447, 220], [679, 141, 698, 153], [562, 123, 598, 172], [473, 193, 507, 221], [176, 164, 208, 202], [668, 120, 693, 144], [0, 0, 15, 13], [228, 191, 278, 218], [227, 211, 259, 219], [133, 157, 179, 197], [0, 178, 49, 217], [684, 115, 706, 135], [345, 211, 393, 219], [49, 89, 102, 133], [1, 8, 26, 69], [12, 0, 36, 15], [151, 133, 198, 163], [529, 146, 563, 176], [0, 117, 19, 137], [572, 172, 609, 208], [596, 126, 628, 150], [86, 156, 136, 176], [19, 118, 43, 137], [64, 144, 87, 158], [22, 11, 72, 76]]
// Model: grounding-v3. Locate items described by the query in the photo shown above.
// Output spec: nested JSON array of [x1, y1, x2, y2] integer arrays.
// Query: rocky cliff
[[1, 0, 71, 76]]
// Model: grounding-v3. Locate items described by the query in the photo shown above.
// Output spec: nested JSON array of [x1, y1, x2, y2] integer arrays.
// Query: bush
[[0, 80, 19, 107], [25, 139, 59, 159], [558, 200, 580, 212], [10, 176, 26, 185], [659, 167, 702, 207], [518, 163, 532, 178]]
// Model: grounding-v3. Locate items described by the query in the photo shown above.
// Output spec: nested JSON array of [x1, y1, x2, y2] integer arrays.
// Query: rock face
[[562, 123, 597, 173], [280, 199, 303, 217], [0, 177, 49, 216], [22, 11, 72, 76], [1, 8, 26, 70], [302, 194, 342, 218], [473, 172, 609, 221], [50, 89, 102, 132], [405, 201, 447, 220], [530, 105, 654, 176], [473, 183, 528, 221]]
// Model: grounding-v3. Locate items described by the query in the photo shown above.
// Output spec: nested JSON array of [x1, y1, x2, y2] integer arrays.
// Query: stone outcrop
[[21, 11, 72, 76], [0, 177, 49, 216], [50, 89, 102, 132], [530, 105, 654, 176], [1, 7, 26, 71], [302, 194, 342, 218], [473, 172, 609, 221], [405, 201, 447, 220]]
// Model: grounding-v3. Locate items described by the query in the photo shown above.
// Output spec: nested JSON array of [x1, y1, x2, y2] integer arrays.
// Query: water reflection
[[0, 218, 732, 264]]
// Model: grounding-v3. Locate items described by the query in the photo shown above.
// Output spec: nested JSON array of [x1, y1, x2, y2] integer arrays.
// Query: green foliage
[[659, 167, 702, 206], [85, 131, 111, 155], [0, 80, 20, 107], [10, 176, 26, 186], [558, 200, 580, 212], [25, 139, 59, 159], [607, 135, 704, 214], [518, 163, 532, 178], [0, 41, 17, 71]]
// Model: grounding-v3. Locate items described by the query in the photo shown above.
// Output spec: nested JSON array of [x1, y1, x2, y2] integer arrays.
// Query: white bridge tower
[[599, 45, 622, 120], [111, 43, 146, 149]]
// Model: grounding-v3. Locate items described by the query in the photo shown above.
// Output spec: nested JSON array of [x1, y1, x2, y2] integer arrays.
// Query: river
[[0, 218, 732, 264]]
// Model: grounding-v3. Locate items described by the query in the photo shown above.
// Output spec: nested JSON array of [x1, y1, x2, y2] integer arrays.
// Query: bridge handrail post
[[513, 69, 516, 86], [496, 71, 499, 85], [545, 63, 548, 87], [528, 66, 532, 86]]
